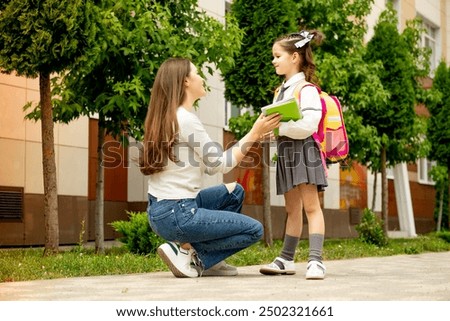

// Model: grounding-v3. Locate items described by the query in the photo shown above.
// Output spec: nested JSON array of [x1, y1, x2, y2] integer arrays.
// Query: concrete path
[[1, 251, 449, 301]]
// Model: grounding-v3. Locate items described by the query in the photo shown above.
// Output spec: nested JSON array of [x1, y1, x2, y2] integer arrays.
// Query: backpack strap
[[292, 81, 328, 177]]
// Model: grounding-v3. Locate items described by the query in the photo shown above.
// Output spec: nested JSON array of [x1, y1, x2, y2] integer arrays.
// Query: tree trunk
[[262, 142, 273, 247], [371, 171, 377, 212], [40, 72, 59, 255], [95, 125, 105, 254], [381, 146, 388, 235], [437, 187, 444, 232], [448, 160, 450, 230]]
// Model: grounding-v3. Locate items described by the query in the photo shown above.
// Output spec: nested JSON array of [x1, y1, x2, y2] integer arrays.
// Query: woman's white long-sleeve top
[[147, 107, 238, 200]]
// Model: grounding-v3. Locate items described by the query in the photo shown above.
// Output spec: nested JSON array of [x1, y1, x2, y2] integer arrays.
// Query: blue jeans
[[147, 183, 263, 269]]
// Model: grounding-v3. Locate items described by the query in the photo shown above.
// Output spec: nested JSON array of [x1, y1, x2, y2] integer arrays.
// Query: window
[[225, 0, 232, 12], [224, 100, 241, 128], [418, 158, 436, 185], [386, 167, 394, 180], [419, 16, 441, 77], [420, 19, 439, 74]]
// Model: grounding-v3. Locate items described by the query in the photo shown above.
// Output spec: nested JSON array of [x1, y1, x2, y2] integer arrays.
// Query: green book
[[261, 97, 302, 122]]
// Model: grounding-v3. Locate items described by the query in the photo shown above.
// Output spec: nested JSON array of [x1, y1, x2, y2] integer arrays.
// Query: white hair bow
[[294, 30, 314, 48]]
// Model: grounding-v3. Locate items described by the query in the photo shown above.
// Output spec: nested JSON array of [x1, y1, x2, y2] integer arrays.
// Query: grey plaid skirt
[[276, 136, 328, 195]]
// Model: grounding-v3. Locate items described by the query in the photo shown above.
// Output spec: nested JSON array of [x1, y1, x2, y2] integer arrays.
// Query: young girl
[[140, 58, 281, 278], [259, 30, 328, 279]]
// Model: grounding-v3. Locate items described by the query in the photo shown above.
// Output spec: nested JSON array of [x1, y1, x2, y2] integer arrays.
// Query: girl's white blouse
[[276, 72, 322, 140]]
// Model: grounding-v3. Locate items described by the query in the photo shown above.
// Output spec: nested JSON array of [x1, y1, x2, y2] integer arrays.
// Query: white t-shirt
[[276, 72, 322, 139], [147, 107, 237, 200]]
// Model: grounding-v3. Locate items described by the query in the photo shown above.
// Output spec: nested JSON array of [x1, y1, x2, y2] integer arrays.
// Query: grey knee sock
[[280, 234, 299, 261], [308, 233, 324, 263]]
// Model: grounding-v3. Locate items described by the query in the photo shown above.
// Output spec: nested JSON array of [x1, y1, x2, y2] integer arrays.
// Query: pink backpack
[[276, 81, 349, 164]]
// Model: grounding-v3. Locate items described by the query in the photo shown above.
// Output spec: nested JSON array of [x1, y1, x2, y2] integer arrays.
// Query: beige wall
[[443, 0, 450, 61], [0, 72, 90, 246], [0, 73, 89, 197], [401, 0, 417, 24]]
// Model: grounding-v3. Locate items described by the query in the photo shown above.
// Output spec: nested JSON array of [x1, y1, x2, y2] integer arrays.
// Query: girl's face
[[185, 63, 206, 99], [272, 43, 299, 80]]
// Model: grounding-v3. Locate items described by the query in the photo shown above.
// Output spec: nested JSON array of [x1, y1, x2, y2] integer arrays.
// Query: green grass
[[1, 232, 449, 283]]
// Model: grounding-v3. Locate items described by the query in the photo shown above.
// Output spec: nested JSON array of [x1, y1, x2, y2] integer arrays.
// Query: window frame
[[419, 17, 440, 75], [417, 158, 436, 185]]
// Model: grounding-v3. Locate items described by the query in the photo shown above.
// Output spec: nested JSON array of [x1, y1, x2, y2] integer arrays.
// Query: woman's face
[[272, 43, 298, 79], [186, 63, 206, 99]]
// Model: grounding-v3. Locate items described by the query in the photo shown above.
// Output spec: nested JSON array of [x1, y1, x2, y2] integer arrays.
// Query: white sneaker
[[202, 261, 238, 277], [157, 242, 199, 278], [259, 257, 296, 275], [306, 261, 326, 280]]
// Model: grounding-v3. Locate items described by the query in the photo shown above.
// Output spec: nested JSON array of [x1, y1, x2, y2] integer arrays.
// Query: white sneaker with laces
[[259, 257, 296, 275], [157, 242, 199, 278], [305, 260, 326, 280]]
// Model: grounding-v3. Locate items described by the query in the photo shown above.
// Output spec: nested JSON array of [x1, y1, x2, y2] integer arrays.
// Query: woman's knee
[[242, 215, 263, 241], [257, 221, 264, 239], [251, 220, 264, 241]]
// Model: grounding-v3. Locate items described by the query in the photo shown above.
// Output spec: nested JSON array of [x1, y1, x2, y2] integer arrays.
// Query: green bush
[[355, 208, 388, 247], [110, 211, 164, 255], [436, 231, 450, 243]]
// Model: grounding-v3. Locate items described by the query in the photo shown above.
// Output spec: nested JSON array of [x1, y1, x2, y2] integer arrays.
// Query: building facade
[[0, 0, 448, 246]]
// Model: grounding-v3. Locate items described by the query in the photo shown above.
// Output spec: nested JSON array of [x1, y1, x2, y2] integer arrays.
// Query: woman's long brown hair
[[139, 58, 191, 175], [274, 30, 324, 85]]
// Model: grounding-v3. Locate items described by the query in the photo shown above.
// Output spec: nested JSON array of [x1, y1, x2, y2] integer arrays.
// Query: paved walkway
[[1, 251, 449, 301]]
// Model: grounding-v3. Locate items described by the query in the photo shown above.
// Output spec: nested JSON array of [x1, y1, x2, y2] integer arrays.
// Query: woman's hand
[[230, 113, 281, 166], [251, 113, 281, 140]]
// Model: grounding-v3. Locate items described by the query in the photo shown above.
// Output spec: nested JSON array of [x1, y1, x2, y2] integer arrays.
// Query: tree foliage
[[429, 165, 449, 230], [0, 0, 97, 77], [51, 0, 243, 140], [362, 3, 437, 231], [296, 0, 388, 169], [225, 0, 389, 169], [364, 4, 432, 168], [428, 61, 450, 230], [224, 0, 298, 110], [0, 0, 99, 254], [428, 61, 450, 167]]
